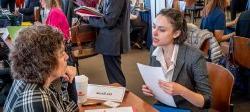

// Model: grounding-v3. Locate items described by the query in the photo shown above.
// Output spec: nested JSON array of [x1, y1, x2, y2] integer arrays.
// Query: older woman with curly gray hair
[[3, 25, 78, 112]]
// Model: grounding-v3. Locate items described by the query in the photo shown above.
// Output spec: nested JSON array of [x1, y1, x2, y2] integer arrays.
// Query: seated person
[[234, 10, 250, 92], [235, 10, 250, 38], [225, 9, 250, 38], [0, 38, 12, 106], [3, 25, 78, 112], [39, 0, 76, 103], [0, 0, 15, 12], [200, 0, 235, 42], [224, 17, 238, 35], [230, 0, 248, 20], [130, 0, 147, 48], [224, 0, 250, 33], [142, 9, 211, 111], [15, 0, 40, 22]]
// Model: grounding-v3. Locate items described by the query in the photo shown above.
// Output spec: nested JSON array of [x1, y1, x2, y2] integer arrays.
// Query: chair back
[[207, 62, 234, 112], [231, 36, 250, 69], [70, 24, 98, 59]]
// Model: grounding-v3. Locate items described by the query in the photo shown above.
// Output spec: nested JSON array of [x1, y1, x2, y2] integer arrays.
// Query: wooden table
[[79, 90, 158, 112]]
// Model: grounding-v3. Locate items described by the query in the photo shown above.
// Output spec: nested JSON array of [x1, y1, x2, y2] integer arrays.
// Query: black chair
[[130, 26, 145, 49], [130, 14, 147, 49]]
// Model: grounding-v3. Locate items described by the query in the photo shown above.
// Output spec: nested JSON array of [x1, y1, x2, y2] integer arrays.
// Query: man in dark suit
[[83, 0, 130, 87]]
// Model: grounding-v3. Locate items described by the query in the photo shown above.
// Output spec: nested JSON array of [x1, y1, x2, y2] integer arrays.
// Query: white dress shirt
[[152, 45, 179, 82]]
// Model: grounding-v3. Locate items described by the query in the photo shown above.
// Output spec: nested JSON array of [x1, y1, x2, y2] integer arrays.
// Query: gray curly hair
[[9, 25, 64, 84]]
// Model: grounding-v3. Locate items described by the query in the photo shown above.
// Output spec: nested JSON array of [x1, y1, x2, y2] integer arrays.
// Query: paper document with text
[[137, 63, 176, 107], [85, 106, 134, 112]]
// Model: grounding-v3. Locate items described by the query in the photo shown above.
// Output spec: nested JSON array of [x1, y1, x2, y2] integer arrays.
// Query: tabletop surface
[[79, 84, 158, 112]]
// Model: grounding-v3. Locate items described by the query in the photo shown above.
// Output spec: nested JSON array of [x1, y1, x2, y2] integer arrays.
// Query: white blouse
[[152, 45, 179, 82]]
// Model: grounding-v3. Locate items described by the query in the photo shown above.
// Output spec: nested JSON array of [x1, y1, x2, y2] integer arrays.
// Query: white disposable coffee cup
[[75, 75, 88, 104]]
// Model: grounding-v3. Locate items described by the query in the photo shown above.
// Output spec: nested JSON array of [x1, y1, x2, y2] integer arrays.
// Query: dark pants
[[1, 0, 15, 12], [238, 67, 250, 94], [103, 55, 126, 87], [61, 0, 69, 15]]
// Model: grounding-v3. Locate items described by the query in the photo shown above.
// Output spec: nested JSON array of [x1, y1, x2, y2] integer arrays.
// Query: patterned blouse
[[3, 80, 78, 112]]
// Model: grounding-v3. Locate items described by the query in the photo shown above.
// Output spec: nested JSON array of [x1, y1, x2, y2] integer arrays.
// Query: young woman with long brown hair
[[200, 0, 235, 42]]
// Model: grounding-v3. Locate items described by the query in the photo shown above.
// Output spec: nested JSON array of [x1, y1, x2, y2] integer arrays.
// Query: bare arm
[[214, 30, 235, 42], [159, 53, 212, 108], [179, 86, 205, 107], [226, 17, 238, 28], [159, 81, 205, 107]]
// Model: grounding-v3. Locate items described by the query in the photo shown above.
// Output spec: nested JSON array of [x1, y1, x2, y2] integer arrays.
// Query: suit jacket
[[88, 0, 130, 56], [149, 44, 211, 111]]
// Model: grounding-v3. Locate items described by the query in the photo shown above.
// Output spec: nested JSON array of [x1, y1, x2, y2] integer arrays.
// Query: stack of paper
[[137, 63, 176, 107], [74, 6, 103, 17], [85, 107, 134, 112]]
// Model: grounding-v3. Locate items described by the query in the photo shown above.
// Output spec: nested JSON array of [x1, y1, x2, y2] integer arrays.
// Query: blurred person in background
[[200, 0, 235, 42], [81, 0, 130, 87], [1, 0, 15, 12]]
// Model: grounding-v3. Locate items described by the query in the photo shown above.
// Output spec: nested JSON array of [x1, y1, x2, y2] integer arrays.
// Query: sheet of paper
[[178, 1, 186, 12], [87, 84, 126, 102], [85, 107, 133, 112], [166, 0, 174, 9], [0, 28, 7, 34], [0, 28, 9, 40], [137, 63, 176, 107]]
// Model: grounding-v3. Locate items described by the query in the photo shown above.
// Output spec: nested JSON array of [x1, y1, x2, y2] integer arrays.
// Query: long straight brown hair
[[45, 0, 61, 9], [201, 0, 228, 17]]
